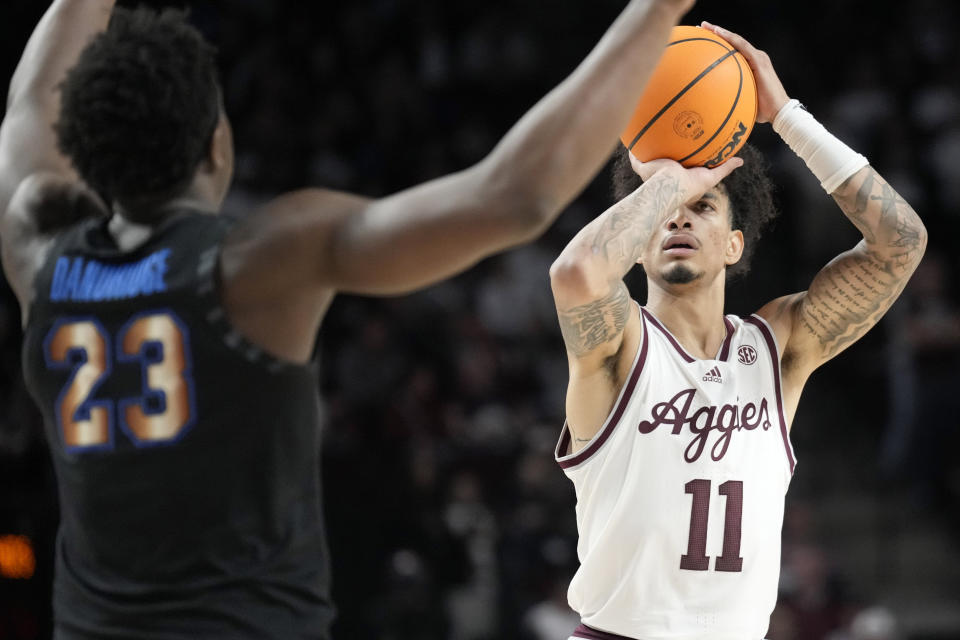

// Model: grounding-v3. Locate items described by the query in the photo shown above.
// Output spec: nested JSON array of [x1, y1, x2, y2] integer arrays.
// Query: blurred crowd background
[[1, 1, 959, 639]]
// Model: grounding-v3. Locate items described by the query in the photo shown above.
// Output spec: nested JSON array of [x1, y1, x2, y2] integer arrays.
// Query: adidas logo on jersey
[[702, 366, 723, 383]]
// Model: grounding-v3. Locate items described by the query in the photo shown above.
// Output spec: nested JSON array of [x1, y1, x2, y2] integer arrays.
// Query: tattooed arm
[[703, 23, 927, 422], [760, 167, 927, 399], [552, 171, 682, 353], [550, 158, 740, 451]]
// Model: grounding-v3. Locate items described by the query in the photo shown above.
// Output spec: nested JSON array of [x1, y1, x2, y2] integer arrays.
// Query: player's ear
[[205, 114, 233, 173], [725, 229, 744, 266]]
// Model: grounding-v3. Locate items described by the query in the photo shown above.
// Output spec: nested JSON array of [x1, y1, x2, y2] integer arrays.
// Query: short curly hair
[[611, 143, 778, 280], [55, 7, 221, 220]]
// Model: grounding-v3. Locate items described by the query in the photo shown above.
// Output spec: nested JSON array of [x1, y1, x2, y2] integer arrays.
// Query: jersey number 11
[[680, 479, 743, 572]]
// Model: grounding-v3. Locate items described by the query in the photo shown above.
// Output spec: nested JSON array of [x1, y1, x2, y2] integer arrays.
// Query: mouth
[[662, 234, 698, 257]]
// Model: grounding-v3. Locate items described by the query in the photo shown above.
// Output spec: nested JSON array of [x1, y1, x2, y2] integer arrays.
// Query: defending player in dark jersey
[[0, 0, 697, 637]]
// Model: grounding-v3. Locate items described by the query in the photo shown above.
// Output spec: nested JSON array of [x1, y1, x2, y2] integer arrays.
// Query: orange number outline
[[116, 311, 197, 447], [43, 318, 114, 452], [42, 311, 195, 452]]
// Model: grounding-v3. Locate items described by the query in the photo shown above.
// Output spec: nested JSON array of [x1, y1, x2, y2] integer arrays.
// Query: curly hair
[[55, 7, 221, 221], [611, 143, 778, 280]]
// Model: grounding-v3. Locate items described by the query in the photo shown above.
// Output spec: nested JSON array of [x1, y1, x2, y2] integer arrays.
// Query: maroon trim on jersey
[[571, 623, 637, 640], [556, 310, 649, 470], [744, 315, 796, 474], [641, 307, 694, 362], [641, 308, 735, 362], [718, 316, 736, 361]]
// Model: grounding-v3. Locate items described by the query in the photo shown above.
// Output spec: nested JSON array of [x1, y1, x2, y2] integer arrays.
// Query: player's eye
[[697, 201, 716, 213]]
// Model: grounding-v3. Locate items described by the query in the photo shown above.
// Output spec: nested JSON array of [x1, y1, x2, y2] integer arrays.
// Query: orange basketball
[[620, 25, 757, 168]]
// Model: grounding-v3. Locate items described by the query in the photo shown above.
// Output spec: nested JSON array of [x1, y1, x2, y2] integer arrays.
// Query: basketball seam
[[667, 36, 733, 49], [677, 52, 745, 164], [627, 47, 739, 153]]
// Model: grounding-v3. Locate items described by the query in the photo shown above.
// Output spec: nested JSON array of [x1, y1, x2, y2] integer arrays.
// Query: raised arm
[[793, 167, 927, 363], [0, 0, 115, 213], [549, 156, 740, 450], [761, 162, 927, 384], [235, 0, 694, 297], [0, 1, 115, 305], [706, 24, 928, 386]]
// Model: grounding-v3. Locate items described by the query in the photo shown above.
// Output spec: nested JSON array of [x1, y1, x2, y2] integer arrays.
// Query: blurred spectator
[[882, 251, 960, 517], [366, 549, 450, 640], [827, 606, 901, 640], [521, 574, 579, 640], [444, 472, 499, 640], [849, 607, 901, 640], [777, 543, 854, 640], [767, 602, 800, 640]]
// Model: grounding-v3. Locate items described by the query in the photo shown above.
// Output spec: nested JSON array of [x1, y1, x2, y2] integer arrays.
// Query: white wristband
[[773, 99, 869, 194]]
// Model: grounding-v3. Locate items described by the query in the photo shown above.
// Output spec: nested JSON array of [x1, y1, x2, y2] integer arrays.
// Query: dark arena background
[[2, 1, 959, 638]]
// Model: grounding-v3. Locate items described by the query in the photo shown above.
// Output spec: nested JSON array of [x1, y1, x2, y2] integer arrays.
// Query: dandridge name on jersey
[[49, 249, 170, 303], [637, 387, 773, 463]]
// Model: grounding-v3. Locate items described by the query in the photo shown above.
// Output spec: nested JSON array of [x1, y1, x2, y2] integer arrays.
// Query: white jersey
[[555, 306, 796, 640]]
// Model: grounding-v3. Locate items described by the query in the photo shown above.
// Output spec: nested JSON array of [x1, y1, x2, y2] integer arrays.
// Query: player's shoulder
[[4, 171, 105, 236], [221, 186, 365, 255], [752, 292, 806, 359], [257, 187, 369, 222], [2, 172, 107, 307]]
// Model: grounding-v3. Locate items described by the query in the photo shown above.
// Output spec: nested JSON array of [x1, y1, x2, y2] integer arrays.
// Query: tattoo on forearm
[[558, 281, 630, 357], [891, 214, 921, 249], [834, 169, 924, 260], [589, 174, 682, 271], [805, 168, 925, 357], [839, 170, 877, 243], [873, 181, 906, 231]]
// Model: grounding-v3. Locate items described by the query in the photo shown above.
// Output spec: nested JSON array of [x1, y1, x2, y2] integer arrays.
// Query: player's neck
[[109, 182, 220, 251], [645, 276, 727, 359]]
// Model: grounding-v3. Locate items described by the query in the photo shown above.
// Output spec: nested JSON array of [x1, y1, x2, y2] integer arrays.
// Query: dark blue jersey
[[22, 212, 334, 639]]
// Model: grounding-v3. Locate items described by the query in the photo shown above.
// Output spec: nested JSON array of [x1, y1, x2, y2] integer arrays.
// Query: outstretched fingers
[[707, 156, 744, 184], [628, 153, 683, 181], [699, 21, 788, 123], [628, 153, 742, 202], [700, 22, 760, 59]]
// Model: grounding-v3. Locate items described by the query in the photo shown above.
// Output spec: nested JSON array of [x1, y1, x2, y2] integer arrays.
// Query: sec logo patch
[[737, 345, 758, 365]]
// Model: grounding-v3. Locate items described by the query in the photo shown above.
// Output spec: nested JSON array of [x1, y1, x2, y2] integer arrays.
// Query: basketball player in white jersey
[[549, 23, 927, 640]]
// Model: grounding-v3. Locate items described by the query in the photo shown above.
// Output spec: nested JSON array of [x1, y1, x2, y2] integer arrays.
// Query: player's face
[[639, 185, 743, 289]]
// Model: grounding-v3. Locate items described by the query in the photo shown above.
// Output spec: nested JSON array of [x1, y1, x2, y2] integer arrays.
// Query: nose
[[666, 208, 693, 231]]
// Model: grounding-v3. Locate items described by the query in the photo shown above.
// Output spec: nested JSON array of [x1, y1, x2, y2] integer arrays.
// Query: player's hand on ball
[[630, 152, 744, 204], [700, 22, 789, 124]]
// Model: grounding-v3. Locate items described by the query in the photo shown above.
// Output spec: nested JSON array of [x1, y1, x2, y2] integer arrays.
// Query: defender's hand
[[629, 153, 743, 204], [701, 22, 789, 124]]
